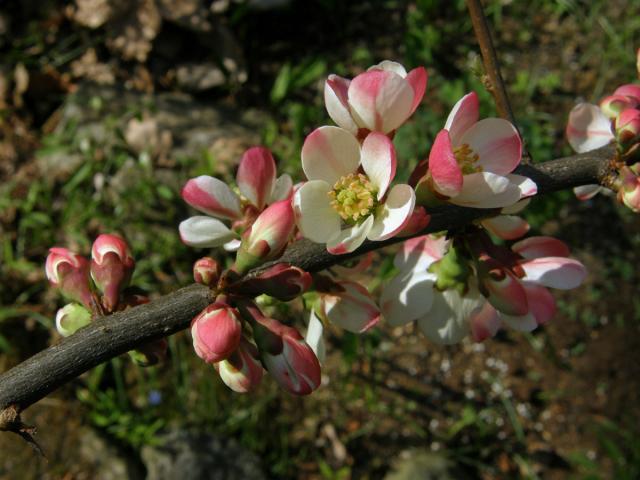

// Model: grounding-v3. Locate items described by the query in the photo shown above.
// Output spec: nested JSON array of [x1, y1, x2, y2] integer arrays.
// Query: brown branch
[[465, 0, 531, 162], [0, 145, 616, 423]]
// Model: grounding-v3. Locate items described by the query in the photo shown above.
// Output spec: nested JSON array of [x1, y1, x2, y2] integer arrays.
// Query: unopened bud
[[91, 234, 135, 312], [193, 257, 221, 287], [618, 166, 640, 212], [55, 303, 92, 337], [477, 257, 529, 316], [228, 263, 311, 301], [600, 94, 638, 119], [234, 199, 295, 274], [615, 108, 640, 147], [215, 337, 264, 393], [191, 302, 243, 363], [45, 248, 93, 308]]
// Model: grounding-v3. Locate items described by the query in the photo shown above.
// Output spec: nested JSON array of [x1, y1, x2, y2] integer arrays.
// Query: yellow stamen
[[453, 143, 482, 174], [328, 173, 377, 222]]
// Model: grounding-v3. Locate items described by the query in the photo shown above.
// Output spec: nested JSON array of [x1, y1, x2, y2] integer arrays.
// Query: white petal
[[368, 184, 415, 241], [444, 92, 480, 145], [508, 174, 537, 198], [521, 257, 587, 289], [368, 60, 407, 77], [301, 126, 361, 184], [179, 216, 237, 248], [380, 270, 435, 326], [481, 215, 529, 240], [452, 172, 521, 208], [223, 239, 242, 251], [270, 174, 293, 203], [500, 312, 538, 332], [293, 180, 341, 243], [360, 132, 396, 199], [417, 289, 481, 344], [327, 215, 374, 254], [574, 184, 602, 200], [306, 310, 326, 364], [324, 75, 359, 134], [566, 103, 614, 153], [460, 118, 522, 175], [394, 235, 448, 272]]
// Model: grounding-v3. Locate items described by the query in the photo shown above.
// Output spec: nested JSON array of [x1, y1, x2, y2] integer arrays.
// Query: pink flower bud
[[600, 94, 638, 119], [91, 234, 135, 313], [614, 84, 640, 103], [236, 146, 276, 210], [45, 248, 93, 308], [215, 337, 264, 393], [191, 302, 243, 363], [193, 257, 221, 287], [618, 166, 640, 212], [246, 304, 320, 395], [228, 263, 311, 301], [234, 199, 295, 274], [55, 303, 92, 337], [615, 108, 640, 146]]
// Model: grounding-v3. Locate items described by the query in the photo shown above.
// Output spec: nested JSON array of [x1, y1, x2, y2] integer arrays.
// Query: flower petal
[[444, 91, 479, 145], [507, 174, 538, 198], [348, 69, 414, 133], [270, 174, 294, 203], [368, 184, 416, 241], [306, 310, 326, 364], [327, 215, 374, 254], [460, 118, 522, 175], [223, 239, 242, 251], [469, 302, 501, 342], [324, 75, 359, 134], [512, 236, 571, 259], [614, 83, 640, 102], [236, 146, 276, 210], [321, 280, 381, 333], [361, 132, 396, 198], [428, 129, 463, 197], [573, 184, 602, 201], [523, 283, 556, 325], [369, 60, 407, 76], [500, 312, 538, 332], [179, 216, 237, 248], [521, 257, 587, 289], [394, 234, 448, 271], [501, 198, 530, 215], [481, 215, 530, 240], [566, 103, 614, 153], [293, 180, 341, 243], [417, 288, 482, 344], [452, 172, 521, 208], [405, 66, 428, 115], [302, 126, 361, 184], [380, 270, 435, 327], [182, 176, 242, 220]]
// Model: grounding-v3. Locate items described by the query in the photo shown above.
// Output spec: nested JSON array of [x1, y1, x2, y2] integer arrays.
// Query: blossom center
[[328, 173, 377, 222], [453, 143, 482, 174]]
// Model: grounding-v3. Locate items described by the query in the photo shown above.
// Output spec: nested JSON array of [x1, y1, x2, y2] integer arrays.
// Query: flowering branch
[[0, 143, 615, 425]]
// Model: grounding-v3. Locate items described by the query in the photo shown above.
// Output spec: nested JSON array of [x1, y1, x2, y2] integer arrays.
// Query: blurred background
[[1, 0, 640, 478]]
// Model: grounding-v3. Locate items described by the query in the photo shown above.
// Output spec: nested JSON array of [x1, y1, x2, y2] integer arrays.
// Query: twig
[[0, 145, 616, 425], [465, 0, 531, 163]]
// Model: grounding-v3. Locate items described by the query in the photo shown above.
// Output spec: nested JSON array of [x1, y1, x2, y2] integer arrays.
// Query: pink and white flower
[[325, 60, 427, 137], [316, 277, 381, 333], [293, 126, 415, 254], [91, 234, 135, 312], [380, 233, 587, 344], [180, 146, 292, 250], [413, 91, 535, 209], [45, 247, 94, 308]]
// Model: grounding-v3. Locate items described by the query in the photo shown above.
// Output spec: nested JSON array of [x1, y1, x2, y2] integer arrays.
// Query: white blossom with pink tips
[[180, 146, 292, 251], [566, 103, 614, 200], [293, 126, 415, 254], [324, 60, 427, 137], [380, 233, 587, 345], [413, 91, 536, 209]]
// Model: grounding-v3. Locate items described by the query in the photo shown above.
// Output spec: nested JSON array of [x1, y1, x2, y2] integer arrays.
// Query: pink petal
[[179, 216, 237, 248], [507, 174, 537, 198], [321, 280, 381, 333], [270, 174, 294, 203], [327, 215, 374, 254], [566, 103, 614, 153], [444, 91, 479, 145], [182, 176, 242, 220], [396, 205, 431, 237], [394, 234, 448, 272], [292, 180, 341, 243], [512, 236, 571, 259], [481, 215, 530, 240], [482, 267, 529, 316], [324, 75, 359, 134], [469, 302, 501, 342], [523, 284, 556, 325], [428, 129, 463, 197], [521, 257, 587, 289], [380, 270, 435, 326], [405, 66, 428, 115], [368, 184, 415, 241], [348, 69, 414, 133], [459, 118, 522, 175], [236, 146, 276, 210], [360, 132, 396, 198], [301, 126, 361, 184]]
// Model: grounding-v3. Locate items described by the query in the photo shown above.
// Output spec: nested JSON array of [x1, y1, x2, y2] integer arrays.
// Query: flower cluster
[[46, 234, 167, 365], [566, 48, 640, 210]]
